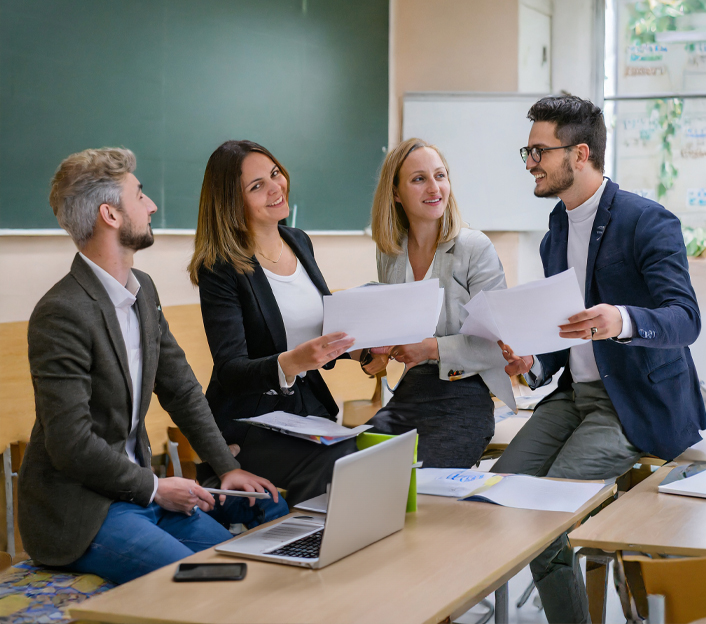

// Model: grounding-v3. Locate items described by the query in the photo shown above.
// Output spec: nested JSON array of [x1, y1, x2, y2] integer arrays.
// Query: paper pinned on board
[[459, 268, 586, 356], [322, 280, 443, 351]]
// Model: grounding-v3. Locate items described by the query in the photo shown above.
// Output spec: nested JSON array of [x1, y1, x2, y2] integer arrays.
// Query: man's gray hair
[[49, 148, 136, 248]]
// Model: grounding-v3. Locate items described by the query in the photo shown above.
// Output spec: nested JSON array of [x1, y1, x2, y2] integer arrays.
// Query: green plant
[[683, 226, 706, 256], [648, 98, 683, 199], [628, 0, 706, 44]]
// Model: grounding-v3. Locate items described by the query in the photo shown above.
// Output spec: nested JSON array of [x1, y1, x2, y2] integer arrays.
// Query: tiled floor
[[453, 559, 626, 624]]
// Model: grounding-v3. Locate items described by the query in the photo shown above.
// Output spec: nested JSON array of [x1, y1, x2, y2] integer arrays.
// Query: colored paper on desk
[[416, 469, 500, 498], [461, 474, 605, 513], [459, 268, 585, 356], [357, 432, 419, 512], [322, 280, 443, 351]]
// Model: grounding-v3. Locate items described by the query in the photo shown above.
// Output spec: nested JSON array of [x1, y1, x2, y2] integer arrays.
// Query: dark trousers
[[213, 423, 358, 507], [370, 365, 494, 468], [493, 381, 643, 624]]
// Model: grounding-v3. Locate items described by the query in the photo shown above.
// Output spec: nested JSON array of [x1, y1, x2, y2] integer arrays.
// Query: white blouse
[[263, 258, 324, 352]]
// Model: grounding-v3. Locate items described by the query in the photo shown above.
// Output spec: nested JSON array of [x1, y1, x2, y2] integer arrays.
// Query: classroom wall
[[0, 231, 519, 323], [389, 0, 519, 147]]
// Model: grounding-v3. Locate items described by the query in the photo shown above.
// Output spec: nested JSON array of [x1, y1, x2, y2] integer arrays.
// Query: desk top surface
[[71, 487, 614, 624], [570, 465, 706, 556]]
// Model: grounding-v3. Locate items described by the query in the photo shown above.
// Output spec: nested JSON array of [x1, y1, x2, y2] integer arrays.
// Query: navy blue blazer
[[534, 179, 706, 460], [198, 226, 342, 445]]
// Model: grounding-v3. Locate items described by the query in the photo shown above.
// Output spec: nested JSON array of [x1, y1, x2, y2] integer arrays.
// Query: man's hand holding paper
[[460, 268, 588, 357]]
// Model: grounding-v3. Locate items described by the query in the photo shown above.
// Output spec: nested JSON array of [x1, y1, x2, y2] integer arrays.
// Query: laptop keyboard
[[267, 528, 324, 559]]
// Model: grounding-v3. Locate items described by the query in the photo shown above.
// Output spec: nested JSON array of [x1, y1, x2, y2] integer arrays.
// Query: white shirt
[[264, 258, 324, 388], [405, 255, 434, 283], [80, 254, 159, 501], [529, 179, 633, 383]]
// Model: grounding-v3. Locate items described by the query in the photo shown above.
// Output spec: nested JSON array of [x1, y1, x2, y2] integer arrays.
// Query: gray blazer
[[18, 254, 239, 566], [377, 228, 516, 410]]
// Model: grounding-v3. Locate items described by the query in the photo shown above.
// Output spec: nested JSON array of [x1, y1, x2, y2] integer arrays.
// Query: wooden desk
[[71, 487, 615, 624], [570, 465, 706, 557], [570, 466, 706, 623]]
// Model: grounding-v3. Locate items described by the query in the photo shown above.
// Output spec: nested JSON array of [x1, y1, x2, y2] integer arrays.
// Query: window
[[604, 0, 706, 227]]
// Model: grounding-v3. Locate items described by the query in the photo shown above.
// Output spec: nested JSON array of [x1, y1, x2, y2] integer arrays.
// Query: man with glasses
[[493, 95, 705, 623]]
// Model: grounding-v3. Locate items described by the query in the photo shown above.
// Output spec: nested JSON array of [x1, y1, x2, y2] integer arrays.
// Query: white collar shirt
[[79, 253, 144, 465]]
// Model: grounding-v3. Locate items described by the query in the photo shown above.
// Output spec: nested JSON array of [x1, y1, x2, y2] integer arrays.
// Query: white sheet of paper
[[460, 268, 586, 356], [322, 280, 442, 351], [242, 411, 371, 438], [658, 468, 706, 499], [294, 492, 329, 514], [465, 475, 605, 513], [416, 469, 498, 498]]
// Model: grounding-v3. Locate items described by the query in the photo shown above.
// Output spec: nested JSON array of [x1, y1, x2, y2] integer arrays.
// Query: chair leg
[[167, 441, 183, 478], [576, 547, 616, 624], [516, 580, 535, 608], [3, 447, 15, 559]]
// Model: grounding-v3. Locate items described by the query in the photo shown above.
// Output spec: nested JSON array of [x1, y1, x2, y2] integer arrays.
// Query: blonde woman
[[188, 140, 359, 506], [367, 138, 516, 468]]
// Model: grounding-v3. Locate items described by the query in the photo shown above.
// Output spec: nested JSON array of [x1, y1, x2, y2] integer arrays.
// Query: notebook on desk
[[215, 430, 417, 569]]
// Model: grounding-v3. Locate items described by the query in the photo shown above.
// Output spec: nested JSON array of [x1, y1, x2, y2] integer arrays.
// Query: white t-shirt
[[263, 258, 324, 353]]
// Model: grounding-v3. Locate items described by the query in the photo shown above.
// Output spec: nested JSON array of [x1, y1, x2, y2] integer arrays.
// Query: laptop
[[215, 429, 417, 569]]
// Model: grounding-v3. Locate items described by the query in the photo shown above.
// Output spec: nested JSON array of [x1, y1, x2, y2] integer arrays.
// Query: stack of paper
[[322, 280, 443, 351], [460, 268, 586, 356], [416, 468, 606, 513], [461, 474, 605, 513], [242, 412, 371, 445]]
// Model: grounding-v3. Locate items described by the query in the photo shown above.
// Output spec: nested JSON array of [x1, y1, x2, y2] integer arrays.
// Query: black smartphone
[[173, 562, 247, 582]]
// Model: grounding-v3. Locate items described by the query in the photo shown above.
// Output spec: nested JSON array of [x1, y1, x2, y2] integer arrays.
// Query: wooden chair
[[341, 371, 386, 428], [620, 554, 706, 624], [2, 441, 27, 559], [165, 427, 200, 480]]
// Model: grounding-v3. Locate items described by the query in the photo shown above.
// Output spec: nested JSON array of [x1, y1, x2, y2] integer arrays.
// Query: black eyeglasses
[[520, 144, 579, 164]]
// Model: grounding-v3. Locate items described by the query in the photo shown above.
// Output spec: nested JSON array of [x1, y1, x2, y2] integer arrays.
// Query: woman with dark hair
[[188, 140, 359, 505]]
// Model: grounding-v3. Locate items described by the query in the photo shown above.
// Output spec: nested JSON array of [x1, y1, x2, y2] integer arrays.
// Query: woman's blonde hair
[[188, 140, 290, 284], [371, 138, 463, 256]]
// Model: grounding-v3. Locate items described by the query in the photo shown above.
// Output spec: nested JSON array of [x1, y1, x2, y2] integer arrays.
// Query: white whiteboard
[[403, 92, 556, 231]]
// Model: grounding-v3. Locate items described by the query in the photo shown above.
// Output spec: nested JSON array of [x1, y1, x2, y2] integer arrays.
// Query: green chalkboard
[[0, 0, 388, 230]]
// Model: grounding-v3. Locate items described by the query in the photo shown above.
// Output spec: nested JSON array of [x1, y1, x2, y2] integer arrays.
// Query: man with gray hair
[[19, 147, 288, 584]]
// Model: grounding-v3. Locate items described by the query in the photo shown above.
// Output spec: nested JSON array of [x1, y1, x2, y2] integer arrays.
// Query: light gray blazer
[[377, 228, 516, 410]]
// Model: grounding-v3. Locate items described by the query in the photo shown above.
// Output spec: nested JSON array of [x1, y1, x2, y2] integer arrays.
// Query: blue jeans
[[63, 495, 288, 584]]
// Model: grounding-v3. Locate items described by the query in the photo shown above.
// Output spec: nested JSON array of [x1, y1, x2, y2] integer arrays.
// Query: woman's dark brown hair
[[188, 140, 290, 283]]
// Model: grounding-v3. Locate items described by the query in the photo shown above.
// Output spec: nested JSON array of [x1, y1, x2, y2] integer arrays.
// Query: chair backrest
[[165, 427, 199, 480], [624, 554, 706, 624]]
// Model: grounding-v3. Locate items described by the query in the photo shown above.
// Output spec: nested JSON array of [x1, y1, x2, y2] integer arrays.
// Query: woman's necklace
[[258, 237, 284, 263]]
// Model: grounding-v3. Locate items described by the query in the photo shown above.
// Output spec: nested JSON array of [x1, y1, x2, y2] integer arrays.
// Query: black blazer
[[198, 226, 341, 444]]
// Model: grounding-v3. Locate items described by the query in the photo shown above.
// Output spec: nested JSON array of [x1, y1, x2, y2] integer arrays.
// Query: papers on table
[[322, 280, 443, 351], [462, 474, 606, 513], [658, 463, 706, 499], [294, 492, 329, 514], [241, 411, 371, 445], [460, 268, 586, 356], [416, 469, 500, 498], [417, 468, 606, 513]]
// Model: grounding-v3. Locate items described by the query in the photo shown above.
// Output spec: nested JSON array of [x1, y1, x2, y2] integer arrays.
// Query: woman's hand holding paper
[[372, 337, 439, 369], [497, 341, 534, 376]]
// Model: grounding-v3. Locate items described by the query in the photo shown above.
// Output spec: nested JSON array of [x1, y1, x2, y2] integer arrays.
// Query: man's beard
[[119, 215, 154, 251], [533, 154, 574, 198]]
